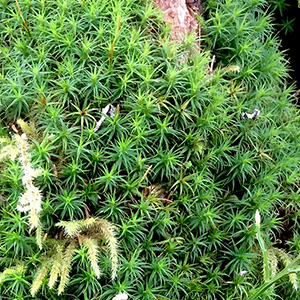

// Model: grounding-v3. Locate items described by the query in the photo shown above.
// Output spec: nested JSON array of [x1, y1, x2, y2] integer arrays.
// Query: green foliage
[[0, 0, 300, 299], [269, 0, 296, 35]]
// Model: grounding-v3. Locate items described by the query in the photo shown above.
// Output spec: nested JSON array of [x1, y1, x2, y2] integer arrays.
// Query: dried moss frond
[[56, 217, 119, 280], [92, 219, 118, 280], [36, 222, 43, 250], [289, 272, 298, 291], [0, 144, 19, 161], [273, 248, 298, 290], [48, 244, 64, 289], [273, 248, 292, 266], [220, 65, 240, 74], [0, 133, 43, 247], [266, 248, 278, 278], [17, 119, 37, 137], [56, 217, 96, 237], [15, 134, 43, 232], [57, 241, 76, 295], [18, 185, 43, 230], [81, 237, 101, 278], [31, 261, 51, 296]]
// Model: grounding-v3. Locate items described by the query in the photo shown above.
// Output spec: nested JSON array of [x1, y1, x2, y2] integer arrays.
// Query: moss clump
[[0, 0, 300, 299]]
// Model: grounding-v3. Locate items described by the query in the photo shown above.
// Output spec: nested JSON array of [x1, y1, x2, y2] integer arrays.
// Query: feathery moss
[[1, 0, 300, 299]]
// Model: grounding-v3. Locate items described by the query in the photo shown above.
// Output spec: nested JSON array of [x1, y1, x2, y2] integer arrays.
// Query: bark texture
[[154, 0, 202, 44]]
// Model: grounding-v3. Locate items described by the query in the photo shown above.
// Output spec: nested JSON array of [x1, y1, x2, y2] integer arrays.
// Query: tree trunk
[[154, 0, 202, 44]]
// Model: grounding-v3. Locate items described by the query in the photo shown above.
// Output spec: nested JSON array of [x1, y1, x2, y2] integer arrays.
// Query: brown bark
[[154, 0, 202, 44]]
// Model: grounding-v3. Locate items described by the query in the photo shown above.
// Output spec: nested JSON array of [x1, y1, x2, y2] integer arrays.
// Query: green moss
[[1, 0, 300, 299]]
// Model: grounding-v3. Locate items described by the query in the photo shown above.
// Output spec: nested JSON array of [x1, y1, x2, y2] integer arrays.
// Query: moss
[[0, 0, 300, 299]]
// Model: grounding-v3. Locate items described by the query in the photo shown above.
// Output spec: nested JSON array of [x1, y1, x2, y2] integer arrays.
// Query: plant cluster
[[268, 0, 296, 35], [0, 0, 300, 299], [30, 217, 118, 297]]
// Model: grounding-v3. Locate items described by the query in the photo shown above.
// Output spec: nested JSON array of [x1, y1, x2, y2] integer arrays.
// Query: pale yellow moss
[[271, 247, 298, 290], [267, 248, 278, 278], [14, 134, 43, 239], [95, 219, 118, 280], [221, 65, 240, 74], [56, 218, 96, 237], [36, 222, 43, 250], [58, 242, 76, 295], [49, 244, 64, 289], [17, 119, 37, 136], [55, 217, 119, 282], [82, 237, 101, 278], [31, 262, 50, 296], [0, 144, 19, 161]]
